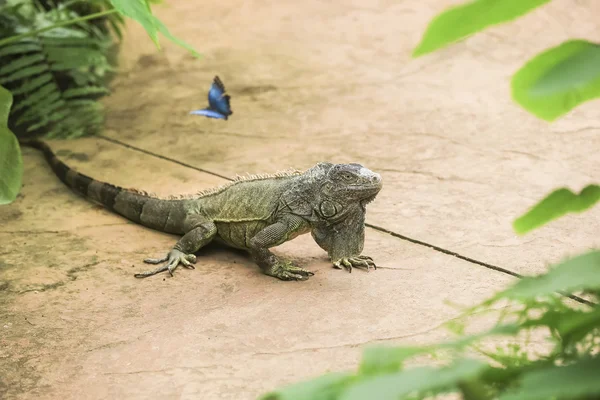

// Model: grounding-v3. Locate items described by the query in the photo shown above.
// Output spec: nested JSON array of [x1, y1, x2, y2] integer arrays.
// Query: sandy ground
[[1, 0, 600, 398]]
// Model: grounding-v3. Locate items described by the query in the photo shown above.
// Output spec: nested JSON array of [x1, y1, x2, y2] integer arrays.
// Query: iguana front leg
[[134, 221, 217, 278], [248, 216, 314, 281], [311, 212, 377, 273]]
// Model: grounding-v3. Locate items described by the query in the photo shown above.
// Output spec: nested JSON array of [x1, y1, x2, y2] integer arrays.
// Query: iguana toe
[[267, 262, 314, 281], [333, 256, 377, 273], [135, 250, 197, 278]]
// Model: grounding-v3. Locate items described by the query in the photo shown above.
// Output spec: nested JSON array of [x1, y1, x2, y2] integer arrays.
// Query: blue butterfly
[[189, 76, 233, 120]]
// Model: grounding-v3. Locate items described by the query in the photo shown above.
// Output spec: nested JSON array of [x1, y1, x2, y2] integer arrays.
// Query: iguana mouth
[[361, 194, 379, 205], [348, 181, 382, 192]]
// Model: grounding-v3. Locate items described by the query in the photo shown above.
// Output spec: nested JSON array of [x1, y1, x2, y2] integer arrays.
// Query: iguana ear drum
[[319, 200, 339, 218]]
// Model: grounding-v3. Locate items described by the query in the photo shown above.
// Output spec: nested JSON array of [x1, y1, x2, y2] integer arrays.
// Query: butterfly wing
[[207, 76, 233, 117], [189, 108, 227, 120], [207, 76, 226, 107]]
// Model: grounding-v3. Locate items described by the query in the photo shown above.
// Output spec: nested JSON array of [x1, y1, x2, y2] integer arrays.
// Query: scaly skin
[[23, 140, 383, 281]]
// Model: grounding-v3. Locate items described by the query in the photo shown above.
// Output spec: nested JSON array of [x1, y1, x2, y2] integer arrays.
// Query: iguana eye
[[341, 173, 354, 181]]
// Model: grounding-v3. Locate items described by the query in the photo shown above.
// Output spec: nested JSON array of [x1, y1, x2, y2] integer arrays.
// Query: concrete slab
[[102, 0, 600, 277], [1, 139, 516, 399]]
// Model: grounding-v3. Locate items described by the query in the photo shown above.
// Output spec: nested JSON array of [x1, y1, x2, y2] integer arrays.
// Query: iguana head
[[318, 162, 382, 204]]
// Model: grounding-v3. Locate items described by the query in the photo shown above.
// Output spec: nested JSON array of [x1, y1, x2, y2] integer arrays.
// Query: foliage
[[511, 40, 600, 122], [513, 185, 600, 234], [413, 0, 600, 123], [263, 2, 600, 399], [412, 0, 600, 233], [109, 0, 200, 58], [0, 85, 22, 204], [0, 0, 201, 204], [412, 0, 551, 57], [0, 0, 121, 138], [261, 251, 600, 400]]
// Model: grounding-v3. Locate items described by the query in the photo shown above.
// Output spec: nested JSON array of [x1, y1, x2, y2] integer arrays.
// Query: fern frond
[[0, 42, 42, 57], [11, 73, 52, 95], [40, 36, 110, 48], [11, 81, 55, 112], [0, 64, 48, 84], [63, 86, 110, 98], [16, 92, 64, 125], [1, 0, 124, 139], [0, 53, 45, 75], [46, 46, 107, 70]]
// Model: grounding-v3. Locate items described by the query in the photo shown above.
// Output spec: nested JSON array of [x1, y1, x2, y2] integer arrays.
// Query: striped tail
[[21, 140, 127, 210], [20, 140, 184, 232]]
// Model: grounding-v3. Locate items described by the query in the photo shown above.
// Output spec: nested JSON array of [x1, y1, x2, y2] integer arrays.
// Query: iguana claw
[[134, 250, 197, 278], [333, 255, 376, 273], [267, 262, 315, 281]]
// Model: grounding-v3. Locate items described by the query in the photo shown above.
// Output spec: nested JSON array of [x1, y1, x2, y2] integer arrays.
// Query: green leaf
[[0, 64, 48, 84], [412, 0, 550, 57], [15, 92, 64, 125], [63, 86, 110, 98], [555, 307, 600, 343], [0, 42, 42, 57], [0, 53, 45, 75], [441, 324, 521, 349], [511, 40, 600, 121], [0, 85, 23, 205], [109, 0, 159, 47], [109, 0, 201, 58], [46, 46, 107, 70], [513, 184, 600, 234], [496, 250, 600, 301], [260, 372, 354, 400], [11, 82, 57, 112], [341, 359, 488, 400], [358, 346, 430, 376], [498, 357, 600, 400], [40, 36, 106, 47], [10, 73, 52, 95], [153, 16, 201, 58], [459, 379, 493, 400]]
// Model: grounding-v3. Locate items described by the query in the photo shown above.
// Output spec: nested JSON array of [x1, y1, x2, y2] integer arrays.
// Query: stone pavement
[[1, 0, 599, 398]]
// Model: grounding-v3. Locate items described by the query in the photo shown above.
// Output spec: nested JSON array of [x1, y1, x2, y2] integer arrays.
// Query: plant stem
[[0, 9, 119, 47]]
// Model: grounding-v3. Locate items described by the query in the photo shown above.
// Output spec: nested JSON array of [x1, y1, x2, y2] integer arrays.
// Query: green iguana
[[23, 140, 382, 281]]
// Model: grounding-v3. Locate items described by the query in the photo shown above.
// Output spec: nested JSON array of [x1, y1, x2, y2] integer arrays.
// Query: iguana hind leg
[[134, 222, 217, 278]]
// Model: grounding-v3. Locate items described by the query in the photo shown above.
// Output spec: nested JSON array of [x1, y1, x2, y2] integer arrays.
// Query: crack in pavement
[[366, 224, 594, 306], [99, 135, 231, 180], [251, 325, 445, 357], [376, 168, 484, 184], [97, 136, 596, 307]]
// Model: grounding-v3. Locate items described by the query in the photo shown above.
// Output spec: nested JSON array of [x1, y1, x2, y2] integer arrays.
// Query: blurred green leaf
[[109, 0, 158, 46], [413, 0, 550, 57], [495, 250, 600, 301], [514, 184, 600, 234], [260, 372, 354, 400], [0, 85, 23, 205], [555, 307, 600, 345], [358, 346, 430, 376], [498, 357, 600, 400], [153, 14, 200, 58], [512, 40, 600, 121], [109, 0, 200, 57], [341, 359, 488, 400], [0, 53, 44, 74]]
